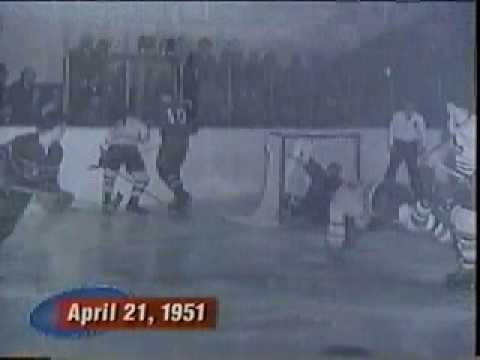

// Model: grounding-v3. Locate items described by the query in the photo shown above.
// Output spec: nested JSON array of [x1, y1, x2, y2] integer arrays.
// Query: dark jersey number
[[167, 107, 187, 125]]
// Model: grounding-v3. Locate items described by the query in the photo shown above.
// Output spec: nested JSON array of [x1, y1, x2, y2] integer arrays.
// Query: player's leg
[[407, 160, 452, 243], [125, 147, 150, 214], [405, 144, 422, 201], [326, 211, 347, 249], [101, 145, 122, 214], [156, 149, 191, 213], [1, 145, 34, 241], [384, 142, 404, 181], [446, 182, 476, 289], [326, 189, 349, 249], [0, 190, 33, 242]]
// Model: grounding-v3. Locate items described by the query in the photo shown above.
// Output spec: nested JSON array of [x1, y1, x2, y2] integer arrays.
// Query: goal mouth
[[225, 130, 362, 227]]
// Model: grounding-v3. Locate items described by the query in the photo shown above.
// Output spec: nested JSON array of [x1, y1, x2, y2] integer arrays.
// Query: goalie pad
[[326, 182, 372, 249], [370, 180, 414, 223]]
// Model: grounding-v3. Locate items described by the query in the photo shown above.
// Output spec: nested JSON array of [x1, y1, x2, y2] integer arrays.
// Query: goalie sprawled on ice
[[325, 101, 476, 290]]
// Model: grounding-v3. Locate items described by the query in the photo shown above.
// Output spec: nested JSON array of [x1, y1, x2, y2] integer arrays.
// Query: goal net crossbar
[[227, 130, 362, 227]]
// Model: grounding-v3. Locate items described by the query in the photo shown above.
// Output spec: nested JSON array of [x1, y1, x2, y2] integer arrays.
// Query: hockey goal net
[[251, 131, 361, 226]]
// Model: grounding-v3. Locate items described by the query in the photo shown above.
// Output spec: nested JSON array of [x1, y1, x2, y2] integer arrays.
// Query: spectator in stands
[[70, 34, 99, 124], [261, 51, 281, 125], [217, 48, 231, 124], [6, 66, 39, 125], [183, 50, 199, 124], [384, 99, 426, 200], [281, 53, 309, 126], [244, 51, 263, 126], [75, 34, 96, 79], [310, 53, 327, 124], [195, 37, 219, 125], [0, 63, 12, 124], [230, 46, 247, 126]]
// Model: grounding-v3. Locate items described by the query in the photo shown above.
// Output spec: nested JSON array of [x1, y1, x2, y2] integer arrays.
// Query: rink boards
[[0, 127, 442, 208]]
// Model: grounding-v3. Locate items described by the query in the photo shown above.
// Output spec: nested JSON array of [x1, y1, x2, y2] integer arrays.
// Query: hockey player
[[326, 179, 415, 249], [98, 111, 151, 214], [0, 116, 73, 242], [156, 98, 197, 215], [326, 172, 475, 289], [154, 39, 199, 215], [326, 102, 475, 289], [409, 101, 476, 289], [287, 157, 344, 225]]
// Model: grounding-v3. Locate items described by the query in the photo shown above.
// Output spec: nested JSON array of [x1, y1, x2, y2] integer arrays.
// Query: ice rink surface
[[0, 127, 474, 359], [0, 199, 474, 359]]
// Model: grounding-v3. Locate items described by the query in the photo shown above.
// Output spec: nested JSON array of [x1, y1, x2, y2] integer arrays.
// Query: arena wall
[[0, 127, 442, 205]]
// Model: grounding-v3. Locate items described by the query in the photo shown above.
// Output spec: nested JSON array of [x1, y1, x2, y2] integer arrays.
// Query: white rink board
[[0, 127, 442, 206]]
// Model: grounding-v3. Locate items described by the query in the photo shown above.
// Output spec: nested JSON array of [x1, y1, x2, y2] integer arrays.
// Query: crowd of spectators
[[0, 18, 474, 129], [0, 63, 62, 126], [64, 27, 475, 129]]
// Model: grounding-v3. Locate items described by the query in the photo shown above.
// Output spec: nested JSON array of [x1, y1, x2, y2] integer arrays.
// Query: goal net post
[[253, 131, 362, 226]]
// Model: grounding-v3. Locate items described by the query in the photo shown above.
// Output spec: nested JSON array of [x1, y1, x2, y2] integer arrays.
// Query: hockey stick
[[87, 164, 167, 205]]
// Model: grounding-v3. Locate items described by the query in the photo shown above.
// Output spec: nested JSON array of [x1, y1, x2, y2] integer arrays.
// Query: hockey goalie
[[327, 101, 476, 290]]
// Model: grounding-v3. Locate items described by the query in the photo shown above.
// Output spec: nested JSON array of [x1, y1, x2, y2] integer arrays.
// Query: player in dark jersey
[[156, 99, 197, 214], [288, 158, 344, 225], [154, 42, 199, 215], [0, 116, 72, 243]]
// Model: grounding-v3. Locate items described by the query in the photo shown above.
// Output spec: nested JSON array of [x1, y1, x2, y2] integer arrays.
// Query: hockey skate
[[126, 196, 149, 215], [102, 192, 123, 215], [446, 267, 475, 291], [168, 191, 192, 218]]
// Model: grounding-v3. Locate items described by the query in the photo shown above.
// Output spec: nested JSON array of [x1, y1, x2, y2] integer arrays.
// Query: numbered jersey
[[166, 103, 188, 126], [106, 116, 149, 147], [159, 101, 192, 155]]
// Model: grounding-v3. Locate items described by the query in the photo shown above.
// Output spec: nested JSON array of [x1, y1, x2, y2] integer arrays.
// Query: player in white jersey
[[98, 113, 151, 214], [408, 101, 476, 289], [327, 103, 475, 289], [326, 179, 415, 249]]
